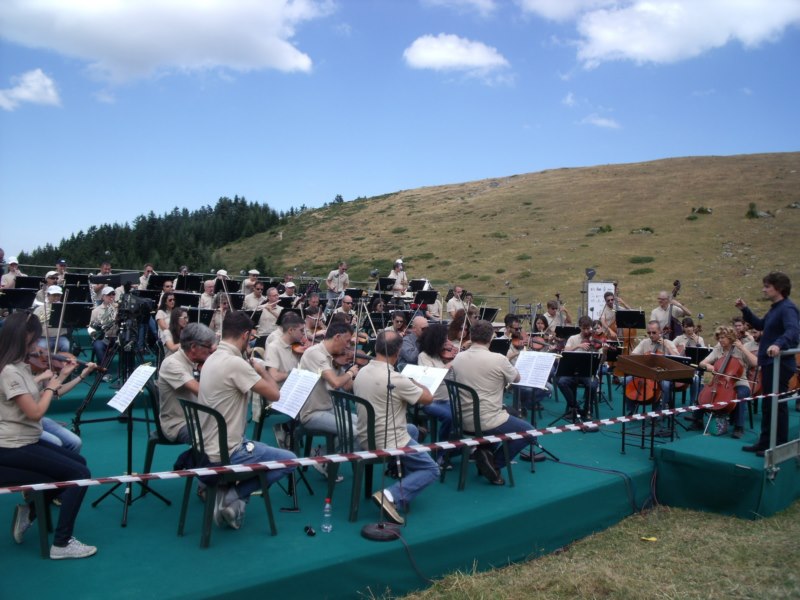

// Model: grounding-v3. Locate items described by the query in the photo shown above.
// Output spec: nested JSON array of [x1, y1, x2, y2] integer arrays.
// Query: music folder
[[269, 368, 322, 419]]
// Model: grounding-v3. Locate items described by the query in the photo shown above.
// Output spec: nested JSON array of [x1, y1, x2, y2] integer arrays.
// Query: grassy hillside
[[214, 152, 800, 327]]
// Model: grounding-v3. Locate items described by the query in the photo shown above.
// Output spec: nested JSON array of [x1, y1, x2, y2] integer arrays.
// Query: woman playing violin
[[694, 325, 757, 438], [673, 317, 705, 355], [0, 311, 98, 559], [155, 292, 175, 340], [417, 324, 454, 452], [162, 307, 188, 358]]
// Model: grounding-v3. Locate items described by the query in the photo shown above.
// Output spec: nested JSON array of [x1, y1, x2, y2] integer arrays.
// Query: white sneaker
[[220, 498, 246, 530], [212, 487, 228, 527], [311, 462, 344, 483], [50, 537, 97, 560], [12, 504, 32, 544]]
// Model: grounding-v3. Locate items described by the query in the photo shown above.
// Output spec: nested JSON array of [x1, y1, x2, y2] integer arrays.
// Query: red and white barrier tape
[[1, 389, 797, 495]]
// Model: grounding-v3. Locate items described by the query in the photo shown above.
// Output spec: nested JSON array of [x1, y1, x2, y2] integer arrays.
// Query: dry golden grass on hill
[[215, 152, 800, 327]]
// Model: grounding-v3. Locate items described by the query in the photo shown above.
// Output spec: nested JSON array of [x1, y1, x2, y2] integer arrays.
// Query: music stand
[[0, 288, 36, 310], [479, 307, 500, 323], [555, 326, 580, 340], [615, 354, 696, 457], [278, 297, 300, 310], [64, 286, 90, 303], [186, 308, 215, 327], [133, 289, 161, 305], [245, 310, 264, 329], [489, 338, 511, 355], [174, 273, 202, 292], [344, 288, 364, 301], [226, 293, 244, 310], [685, 346, 712, 366], [376, 278, 395, 293], [145, 274, 173, 291], [11, 275, 41, 289], [47, 302, 93, 328], [172, 292, 200, 308], [64, 273, 90, 286], [408, 279, 428, 293], [549, 351, 602, 427], [214, 279, 240, 294]]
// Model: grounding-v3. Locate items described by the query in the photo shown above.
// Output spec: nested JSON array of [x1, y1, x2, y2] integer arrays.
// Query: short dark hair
[[681, 316, 695, 328], [504, 313, 519, 327], [325, 320, 353, 340], [604, 291, 614, 300], [222, 311, 254, 339], [577, 315, 592, 328], [763, 271, 791, 297], [470, 320, 495, 344], [376, 330, 403, 357], [280, 312, 303, 329]]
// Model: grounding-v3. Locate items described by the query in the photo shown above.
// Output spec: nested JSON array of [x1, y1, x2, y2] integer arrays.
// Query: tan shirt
[[157, 349, 196, 441], [451, 344, 517, 432], [417, 352, 451, 401], [264, 338, 300, 386], [650, 305, 686, 330], [0, 362, 43, 448], [198, 293, 215, 310], [631, 337, 678, 356], [354, 359, 422, 449], [297, 342, 337, 424], [197, 341, 261, 462]]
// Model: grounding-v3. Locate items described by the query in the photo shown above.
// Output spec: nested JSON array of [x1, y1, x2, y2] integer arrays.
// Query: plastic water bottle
[[321, 498, 333, 533]]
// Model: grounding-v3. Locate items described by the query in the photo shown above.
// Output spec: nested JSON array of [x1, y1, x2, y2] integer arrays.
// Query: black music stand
[[376, 278, 395, 293], [549, 351, 602, 427], [555, 326, 580, 340], [685, 346, 712, 367], [245, 310, 264, 329], [89, 272, 140, 288], [479, 307, 500, 323], [186, 308, 215, 327], [11, 275, 41, 289], [489, 338, 511, 355], [278, 297, 300, 310], [145, 274, 172, 291], [172, 292, 200, 308], [214, 279, 241, 294], [47, 302, 93, 329], [615, 310, 646, 353], [409, 290, 438, 320], [344, 288, 364, 302], [64, 273, 90, 286], [0, 288, 36, 310], [615, 354, 696, 457], [174, 273, 202, 292], [133, 289, 161, 304], [63, 286, 90, 303], [408, 279, 428, 293]]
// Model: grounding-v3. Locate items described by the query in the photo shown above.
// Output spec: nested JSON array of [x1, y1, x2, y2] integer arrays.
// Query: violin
[[27, 350, 106, 375], [332, 348, 373, 369], [440, 345, 459, 363], [291, 339, 312, 356]]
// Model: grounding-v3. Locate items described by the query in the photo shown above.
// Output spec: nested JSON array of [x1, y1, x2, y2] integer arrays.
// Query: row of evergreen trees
[[18, 196, 284, 272]]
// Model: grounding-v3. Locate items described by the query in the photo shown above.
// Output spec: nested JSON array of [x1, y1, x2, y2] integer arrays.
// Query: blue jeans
[[38, 336, 70, 354], [386, 435, 440, 511], [557, 376, 598, 414], [421, 400, 452, 442], [0, 440, 90, 546], [734, 385, 750, 428], [301, 409, 358, 453], [41, 417, 82, 453], [483, 414, 530, 468], [228, 440, 296, 501]]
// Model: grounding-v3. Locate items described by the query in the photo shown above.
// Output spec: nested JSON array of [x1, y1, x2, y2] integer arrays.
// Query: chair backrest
[[329, 390, 376, 452], [179, 399, 231, 464], [145, 382, 172, 442], [445, 379, 483, 437]]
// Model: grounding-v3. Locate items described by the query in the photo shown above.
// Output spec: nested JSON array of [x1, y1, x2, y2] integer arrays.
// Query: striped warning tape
[[1, 389, 797, 495]]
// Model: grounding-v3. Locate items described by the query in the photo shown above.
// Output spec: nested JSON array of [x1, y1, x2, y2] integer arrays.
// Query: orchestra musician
[[241, 269, 260, 296], [33, 285, 71, 353], [736, 271, 799, 455], [253, 288, 282, 348], [625, 320, 679, 412], [89, 286, 118, 366], [446, 286, 466, 319], [387, 259, 408, 296], [138, 263, 157, 290], [417, 323, 455, 462], [35, 272, 60, 305], [650, 290, 691, 334], [599, 290, 630, 338], [558, 316, 600, 422], [0, 256, 25, 289], [0, 311, 98, 559], [54, 259, 68, 287], [303, 305, 327, 343], [692, 325, 757, 439], [544, 298, 572, 332], [198, 280, 216, 309], [161, 307, 188, 358], [209, 292, 231, 343], [325, 261, 349, 307], [673, 317, 705, 355], [263, 312, 305, 388]]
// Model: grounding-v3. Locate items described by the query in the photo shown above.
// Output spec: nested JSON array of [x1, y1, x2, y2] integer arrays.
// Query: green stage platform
[[2, 366, 799, 599]]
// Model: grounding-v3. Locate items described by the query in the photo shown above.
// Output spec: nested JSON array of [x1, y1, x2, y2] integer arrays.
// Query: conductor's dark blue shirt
[[742, 297, 800, 371]]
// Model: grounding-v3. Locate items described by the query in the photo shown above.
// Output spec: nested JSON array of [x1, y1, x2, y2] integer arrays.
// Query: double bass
[[663, 280, 683, 341]]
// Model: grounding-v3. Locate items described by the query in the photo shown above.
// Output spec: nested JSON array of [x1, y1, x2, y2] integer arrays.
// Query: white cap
[[395, 258, 403, 264], [45, 271, 58, 278], [285, 281, 296, 288], [7, 256, 18, 264], [216, 269, 228, 278], [248, 269, 260, 275], [46, 285, 63, 295], [101, 286, 116, 296]]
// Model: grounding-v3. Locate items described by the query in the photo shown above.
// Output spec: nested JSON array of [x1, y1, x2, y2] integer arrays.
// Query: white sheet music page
[[401, 364, 449, 396], [269, 368, 321, 419], [107, 364, 158, 413], [513, 351, 557, 390]]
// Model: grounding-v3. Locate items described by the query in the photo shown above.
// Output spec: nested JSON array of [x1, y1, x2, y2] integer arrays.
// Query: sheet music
[[401, 364, 449, 396], [269, 368, 321, 419], [512, 350, 557, 390], [107, 365, 157, 413]]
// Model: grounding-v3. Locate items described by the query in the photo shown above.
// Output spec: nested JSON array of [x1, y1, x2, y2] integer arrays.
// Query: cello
[[663, 280, 683, 341], [697, 350, 743, 415]]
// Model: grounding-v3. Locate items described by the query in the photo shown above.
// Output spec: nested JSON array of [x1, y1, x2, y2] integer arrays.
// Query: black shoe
[[755, 450, 765, 457], [475, 449, 504, 485], [742, 443, 765, 453]]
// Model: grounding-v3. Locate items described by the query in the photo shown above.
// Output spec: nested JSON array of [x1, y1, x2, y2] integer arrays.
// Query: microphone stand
[[362, 352, 401, 542]]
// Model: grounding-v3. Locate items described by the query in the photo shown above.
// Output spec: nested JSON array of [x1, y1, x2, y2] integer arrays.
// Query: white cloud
[[562, 91, 576, 106], [404, 33, 510, 74], [516, 0, 613, 22], [0, 0, 334, 82], [0, 69, 61, 111], [581, 113, 620, 129], [422, 0, 498, 18], [520, 1, 800, 67]]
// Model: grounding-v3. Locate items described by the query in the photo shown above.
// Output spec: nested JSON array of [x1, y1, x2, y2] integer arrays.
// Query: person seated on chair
[[157, 323, 216, 444], [623, 320, 679, 412], [557, 316, 601, 421], [694, 325, 757, 439], [197, 311, 296, 530], [297, 320, 359, 457], [353, 330, 438, 525], [0, 312, 98, 559], [417, 324, 455, 459], [450, 320, 528, 485]]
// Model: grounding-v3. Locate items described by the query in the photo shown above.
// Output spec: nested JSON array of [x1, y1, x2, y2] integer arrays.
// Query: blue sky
[[1, 0, 799, 260]]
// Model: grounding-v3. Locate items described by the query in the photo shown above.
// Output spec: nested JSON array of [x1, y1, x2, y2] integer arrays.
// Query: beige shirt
[[297, 342, 337, 424], [650, 305, 686, 330], [197, 341, 261, 462], [387, 269, 408, 294], [257, 304, 282, 337], [451, 344, 518, 432], [0, 362, 43, 448], [417, 352, 451, 401], [157, 349, 196, 441], [198, 293, 215, 310], [704, 344, 755, 370], [326, 269, 349, 294], [446, 296, 465, 316], [353, 360, 422, 449], [631, 337, 678, 356], [264, 338, 300, 386]]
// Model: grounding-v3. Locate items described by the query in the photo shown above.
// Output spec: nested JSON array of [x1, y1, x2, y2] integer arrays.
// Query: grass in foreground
[[397, 500, 800, 600]]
